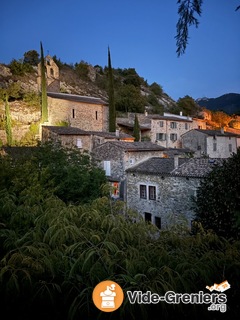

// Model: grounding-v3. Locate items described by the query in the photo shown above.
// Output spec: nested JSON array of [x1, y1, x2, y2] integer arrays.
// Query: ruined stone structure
[[37, 55, 60, 92]]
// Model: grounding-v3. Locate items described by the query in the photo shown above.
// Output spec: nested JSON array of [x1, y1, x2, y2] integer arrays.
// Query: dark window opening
[[72, 109, 75, 119], [155, 217, 161, 229], [140, 185, 147, 199], [144, 212, 152, 223]]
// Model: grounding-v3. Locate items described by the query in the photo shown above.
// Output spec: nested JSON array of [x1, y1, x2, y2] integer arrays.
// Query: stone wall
[[48, 96, 109, 131], [126, 171, 200, 228], [206, 135, 237, 158], [150, 118, 193, 148]]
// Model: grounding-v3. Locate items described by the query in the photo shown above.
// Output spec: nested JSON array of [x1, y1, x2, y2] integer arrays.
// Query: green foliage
[[194, 148, 240, 240], [175, 0, 203, 56], [19, 122, 40, 146], [55, 120, 69, 127], [147, 93, 164, 114], [0, 183, 239, 319], [9, 59, 33, 75], [149, 82, 163, 96], [177, 95, 200, 116], [133, 114, 140, 141], [23, 50, 39, 65], [0, 142, 107, 205], [115, 84, 147, 113], [75, 61, 89, 81], [52, 55, 65, 68], [23, 91, 41, 108], [0, 82, 22, 102], [108, 47, 116, 132]]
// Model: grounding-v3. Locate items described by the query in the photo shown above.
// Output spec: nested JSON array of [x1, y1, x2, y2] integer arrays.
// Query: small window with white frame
[[159, 121, 164, 127], [76, 138, 82, 148], [103, 161, 111, 176], [149, 186, 156, 200], [170, 133, 177, 141], [156, 133, 166, 141], [170, 122, 177, 129]]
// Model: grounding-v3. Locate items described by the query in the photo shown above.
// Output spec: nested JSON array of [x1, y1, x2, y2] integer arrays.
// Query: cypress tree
[[133, 113, 140, 141], [108, 46, 116, 132], [40, 41, 48, 123], [5, 96, 13, 146]]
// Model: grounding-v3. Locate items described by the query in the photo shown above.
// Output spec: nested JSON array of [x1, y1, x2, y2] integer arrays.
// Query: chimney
[[180, 111, 183, 116], [115, 129, 120, 137], [145, 110, 148, 116], [174, 154, 179, 169]]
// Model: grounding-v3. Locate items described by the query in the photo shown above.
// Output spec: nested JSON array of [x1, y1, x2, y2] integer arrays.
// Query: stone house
[[150, 112, 207, 148], [46, 92, 109, 132], [41, 126, 134, 152], [91, 141, 166, 200], [126, 157, 222, 229], [117, 112, 207, 147], [181, 129, 239, 158]]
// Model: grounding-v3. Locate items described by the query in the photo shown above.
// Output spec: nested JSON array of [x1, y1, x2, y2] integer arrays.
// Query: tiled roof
[[150, 115, 192, 122], [126, 157, 223, 177], [172, 158, 223, 177], [117, 119, 151, 131], [47, 92, 107, 105], [43, 126, 86, 135], [43, 126, 133, 139], [105, 141, 166, 151], [194, 129, 239, 137]]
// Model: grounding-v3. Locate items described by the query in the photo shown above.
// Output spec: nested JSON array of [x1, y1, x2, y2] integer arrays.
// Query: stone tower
[[37, 55, 60, 92]]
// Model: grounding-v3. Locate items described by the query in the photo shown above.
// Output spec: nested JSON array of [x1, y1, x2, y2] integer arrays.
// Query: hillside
[[196, 93, 240, 115], [0, 60, 177, 111]]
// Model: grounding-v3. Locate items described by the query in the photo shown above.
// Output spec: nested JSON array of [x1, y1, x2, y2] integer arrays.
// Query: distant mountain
[[196, 93, 240, 115]]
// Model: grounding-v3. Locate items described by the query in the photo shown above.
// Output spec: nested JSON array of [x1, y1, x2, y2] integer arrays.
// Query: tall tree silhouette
[[133, 113, 140, 141], [108, 47, 116, 132], [40, 41, 48, 123], [5, 96, 13, 146]]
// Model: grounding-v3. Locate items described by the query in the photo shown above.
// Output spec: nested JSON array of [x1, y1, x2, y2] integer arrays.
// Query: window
[[144, 212, 152, 223], [95, 111, 98, 120], [156, 133, 166, 141], [72, 109, 75, 119], [149, 186, 156, 200], [50, 68, 54, 76], [155, 217, 161, 229], [140, 185, 147, 199], [159, 121, 164, 127], [197, 145, 201, 150], [229, 144, 232, 152], [170, 133, 177, 141], [185, 123, 188, 130], [76, 138, 82, 148], [129, 158, 135, 165], [213, 142, 217, 151], [170, 122, 177, 129], [103, 161, 111, 176]]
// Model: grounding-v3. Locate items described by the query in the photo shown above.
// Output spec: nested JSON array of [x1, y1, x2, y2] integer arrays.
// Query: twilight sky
[[1, 0, 239, 101]]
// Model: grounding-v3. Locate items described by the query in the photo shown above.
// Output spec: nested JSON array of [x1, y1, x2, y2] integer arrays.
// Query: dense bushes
[[0, 143, 239, 319]]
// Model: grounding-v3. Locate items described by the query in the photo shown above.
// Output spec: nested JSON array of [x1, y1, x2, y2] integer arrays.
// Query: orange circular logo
[[92, 280, 124, 312]]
